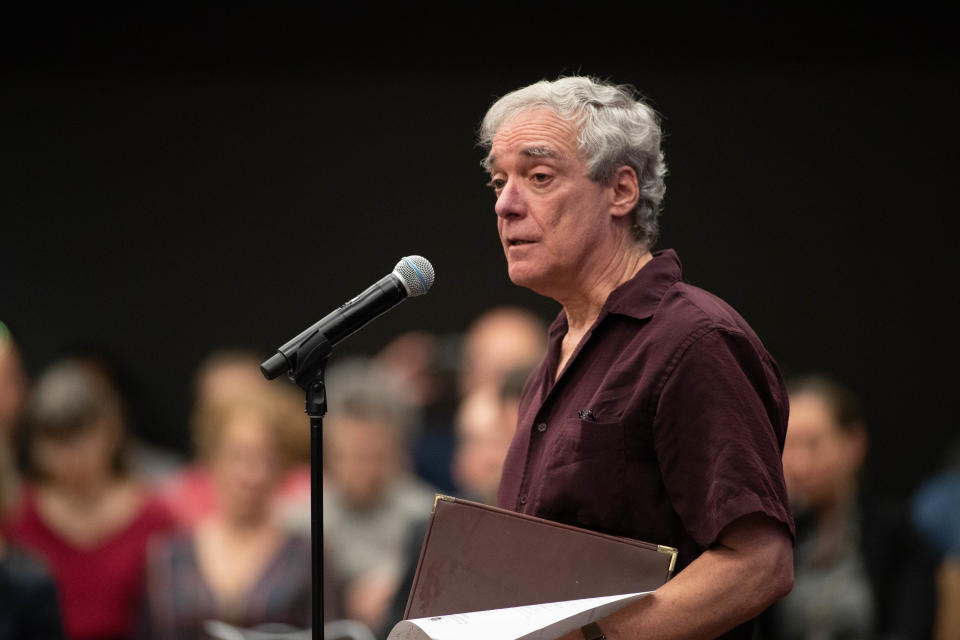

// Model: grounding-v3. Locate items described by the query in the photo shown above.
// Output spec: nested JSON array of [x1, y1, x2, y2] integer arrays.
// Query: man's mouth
[[507, 239, 536, 247]]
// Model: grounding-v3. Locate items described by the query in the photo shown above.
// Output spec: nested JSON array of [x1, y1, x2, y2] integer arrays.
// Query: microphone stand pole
[[259, 256, 434, 637], [269, 330, 333, 637], [304, 366, 327, 637]]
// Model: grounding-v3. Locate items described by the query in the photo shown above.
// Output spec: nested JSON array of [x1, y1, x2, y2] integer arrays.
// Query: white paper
[[386, 592, 650, 640]]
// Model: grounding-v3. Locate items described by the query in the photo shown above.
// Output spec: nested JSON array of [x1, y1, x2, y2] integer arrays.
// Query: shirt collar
[[546, 249, 683, 339], [603, 248, 683, 321]]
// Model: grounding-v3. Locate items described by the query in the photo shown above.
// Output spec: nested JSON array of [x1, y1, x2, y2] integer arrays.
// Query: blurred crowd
[[0, 308, 543, 640], [0, 312, 957, 640]]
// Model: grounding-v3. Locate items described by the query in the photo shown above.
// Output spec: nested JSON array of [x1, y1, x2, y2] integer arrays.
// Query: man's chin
[[506, 265, 538, 288], [507, 265, 552, 295]]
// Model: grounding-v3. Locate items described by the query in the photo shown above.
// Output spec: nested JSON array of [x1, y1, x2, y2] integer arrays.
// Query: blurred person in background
[[382, 308, 544, 497], [458, 307, 545, 397], [450, 387, 506, 505], [912, 438, 960, 640], [3, 358, 174, 640], [0, 418, 65, 640], [0, 323, 27, 522], [0, 323, 27, 452], [452, 365, 532, 505], [162, 348, 310, 532], [140, 389, 312, 639], [377, 331, 460, 493], [382, 363, 536, 634], [322, 358, 435, 637], [62, 348, 183, 487], [758, 374, 937, 640], [376, 332, 450, 413]]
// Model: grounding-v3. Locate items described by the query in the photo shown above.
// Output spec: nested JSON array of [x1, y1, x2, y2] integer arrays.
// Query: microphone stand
[[272, 328, 333, 637], [259, 255, 434, 637], [304, 369, 327, 637]]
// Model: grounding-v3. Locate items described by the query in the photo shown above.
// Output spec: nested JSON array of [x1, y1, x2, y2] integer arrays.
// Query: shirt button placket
[[518, 419, 545, 510]]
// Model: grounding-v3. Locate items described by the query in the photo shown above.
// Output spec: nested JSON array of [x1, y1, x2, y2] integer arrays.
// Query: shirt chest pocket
[[533, 418, 627, 532], [547, 417, 626, 462]]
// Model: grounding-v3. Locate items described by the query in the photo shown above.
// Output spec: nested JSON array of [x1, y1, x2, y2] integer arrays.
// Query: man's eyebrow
[[483, 146, 559, 173], [521, 145, 558, 159]]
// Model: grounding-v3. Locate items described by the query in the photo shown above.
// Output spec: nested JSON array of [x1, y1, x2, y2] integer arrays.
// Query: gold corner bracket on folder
[[432, 494, 456, 513], [657, 545, 678, 574]]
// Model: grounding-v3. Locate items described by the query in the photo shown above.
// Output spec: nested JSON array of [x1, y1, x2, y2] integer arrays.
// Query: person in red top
[[480, 77, 794, 640], [3, 358, 174, 640]]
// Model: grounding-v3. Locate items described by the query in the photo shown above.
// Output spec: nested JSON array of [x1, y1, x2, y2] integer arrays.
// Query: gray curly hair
[[479, 76, 667, 249]]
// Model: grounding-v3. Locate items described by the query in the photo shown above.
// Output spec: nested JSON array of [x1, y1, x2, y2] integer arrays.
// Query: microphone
[[260, 255, 435, 381]]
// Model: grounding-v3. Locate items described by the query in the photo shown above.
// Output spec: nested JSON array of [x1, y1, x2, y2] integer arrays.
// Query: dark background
[[1, 5, 957, 499]]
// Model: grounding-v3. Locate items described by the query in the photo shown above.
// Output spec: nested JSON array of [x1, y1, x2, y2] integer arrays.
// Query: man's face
[[486, 109, 612, 297]]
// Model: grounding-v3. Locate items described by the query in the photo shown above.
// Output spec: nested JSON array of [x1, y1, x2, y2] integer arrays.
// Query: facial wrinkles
[[490, 109, 580, 168], [491, 110, 623, 301], [491, 111, 585, 234]]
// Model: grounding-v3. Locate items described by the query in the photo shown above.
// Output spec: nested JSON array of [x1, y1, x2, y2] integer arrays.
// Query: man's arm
[[560, 512, 793, 640]]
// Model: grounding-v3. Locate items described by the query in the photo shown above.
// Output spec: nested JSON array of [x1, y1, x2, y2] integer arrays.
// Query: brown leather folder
[[403, 495, 678, 619]]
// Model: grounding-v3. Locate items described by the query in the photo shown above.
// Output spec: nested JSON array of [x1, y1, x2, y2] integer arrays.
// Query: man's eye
[[487, 178, 506, 192], [531, 173, 552, 183]]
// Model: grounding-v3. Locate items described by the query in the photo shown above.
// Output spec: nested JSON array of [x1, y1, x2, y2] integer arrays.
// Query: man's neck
[[559, 248, 652, 334], [551, 248, 652, 382]]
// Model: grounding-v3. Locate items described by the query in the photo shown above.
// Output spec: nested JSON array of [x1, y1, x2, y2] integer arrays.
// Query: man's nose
[[494, 179, 525, 219]]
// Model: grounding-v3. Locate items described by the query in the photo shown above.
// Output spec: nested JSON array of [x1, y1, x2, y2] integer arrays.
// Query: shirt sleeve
[[651, 326, 794, 549]]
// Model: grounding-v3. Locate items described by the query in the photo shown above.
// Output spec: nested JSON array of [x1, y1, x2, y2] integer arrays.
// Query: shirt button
[[536, 422, 547, 432], [518, 494, 527, 505]]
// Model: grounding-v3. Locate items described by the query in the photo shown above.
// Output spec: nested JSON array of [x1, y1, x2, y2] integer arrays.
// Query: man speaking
[[481, 77, 795, 639]]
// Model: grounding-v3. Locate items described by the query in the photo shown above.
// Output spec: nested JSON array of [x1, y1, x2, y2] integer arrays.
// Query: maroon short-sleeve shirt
[[497, 249, 795, 576]]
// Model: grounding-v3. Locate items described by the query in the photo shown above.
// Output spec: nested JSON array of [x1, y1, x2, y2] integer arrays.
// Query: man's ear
[[609, 165, 640, 218]]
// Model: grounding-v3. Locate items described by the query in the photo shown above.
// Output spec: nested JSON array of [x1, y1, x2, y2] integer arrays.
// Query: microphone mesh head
[[393, 255, 435, 297]]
